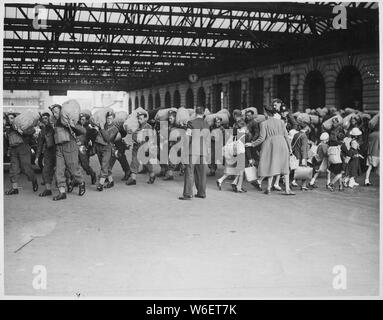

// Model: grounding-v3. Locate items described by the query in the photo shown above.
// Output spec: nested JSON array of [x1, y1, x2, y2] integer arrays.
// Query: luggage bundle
[[369, 113, 379, 130], [123, 107, 148, 133], [12, 109, 40, 134], [60, 99, 81, 127], [361, 113, 372, 120], [113, 111, 128, 130], [188, 108, 197, 121], [80, 108, 92, 118], [204, 108, 211, 116], [205, 109, 230, 127], [322, 114, 343, 131], [90, 107, 113, 128], [175, 107, 191, 125], [241, 107, 258, 116], [155, 108, 178, 121], [296, 112, 311, 125], [314, 107, 328, 118], [344, 108, 357, 115]]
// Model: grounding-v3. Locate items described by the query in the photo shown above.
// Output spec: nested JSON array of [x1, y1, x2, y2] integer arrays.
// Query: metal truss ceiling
[[3, 2, 379, 90]]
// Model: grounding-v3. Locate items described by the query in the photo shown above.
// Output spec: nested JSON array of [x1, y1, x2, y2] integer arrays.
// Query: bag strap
[[291, 133, 303, 150], [66, 123, 80, 143]]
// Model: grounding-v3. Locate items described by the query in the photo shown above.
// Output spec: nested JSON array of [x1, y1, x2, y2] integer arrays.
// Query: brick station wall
[[126, 48, 379, 114]]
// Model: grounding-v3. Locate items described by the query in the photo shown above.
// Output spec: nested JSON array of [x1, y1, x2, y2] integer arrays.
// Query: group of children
[[297, 114, 379, 192]]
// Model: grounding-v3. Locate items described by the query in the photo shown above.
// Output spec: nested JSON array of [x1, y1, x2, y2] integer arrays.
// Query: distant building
[[2, 90, 53, 113]]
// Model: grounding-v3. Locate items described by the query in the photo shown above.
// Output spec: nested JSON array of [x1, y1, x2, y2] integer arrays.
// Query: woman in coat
[[251, 106, 295, 195]]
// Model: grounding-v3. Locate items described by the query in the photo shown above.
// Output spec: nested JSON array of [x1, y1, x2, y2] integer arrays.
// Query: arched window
[[148, 93, 154, 110], [173, 90, 181, 108], [212, 84, 222, 113], [335, 66, 363, 110], [134, 96, 139, 109], [229, 81, 241, 112], [185, 88, 194, 109], [155, 92, 161, 109], [140, 95, 145, 109], [303, 70, 325, 109], [165, 91, 171, 108], [196, 87, 206, 108]]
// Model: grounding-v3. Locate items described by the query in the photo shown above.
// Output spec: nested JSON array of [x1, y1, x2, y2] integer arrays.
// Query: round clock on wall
[[188, 73, 198, 83]]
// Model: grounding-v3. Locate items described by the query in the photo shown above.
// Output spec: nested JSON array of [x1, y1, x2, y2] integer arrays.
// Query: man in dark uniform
[[273, 99, 297, 131], [245, 109, 260, 165], [126, 112, 156, 185], [50, 104, 86, 201], [4, 112, 39, 195], [179, 107, 210, 200], [77, 113, 97, 185], [36, 112, 56, 197], [208, 115, 226, 177], [110, 126, 131, 181], [163, 111, 179, 180]]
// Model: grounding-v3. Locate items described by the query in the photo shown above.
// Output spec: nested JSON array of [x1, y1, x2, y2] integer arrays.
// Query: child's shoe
[[348, 178, 356, 188]]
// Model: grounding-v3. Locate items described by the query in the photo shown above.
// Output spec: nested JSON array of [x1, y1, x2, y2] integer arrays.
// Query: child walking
[[309, 132, 330, 188], [327, 136, 344, 192]]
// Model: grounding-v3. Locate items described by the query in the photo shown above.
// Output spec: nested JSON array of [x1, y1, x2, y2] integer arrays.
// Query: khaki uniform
[[54, 120, 85, 189], [130, 123, 154, 174], [95, 123, 119, 179], [7, 129, 36, 184]]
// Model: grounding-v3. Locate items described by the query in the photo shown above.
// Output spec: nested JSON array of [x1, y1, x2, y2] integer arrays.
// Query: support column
[[241, 78, 249, 108], [291, 73, 301, 112], [222, 82, 229, 110], [264, 77, 272, 108], [206, 85, 212, 111]]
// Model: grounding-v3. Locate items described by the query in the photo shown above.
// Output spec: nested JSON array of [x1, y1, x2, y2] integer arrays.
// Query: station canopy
[[3, 2, 379, 91]]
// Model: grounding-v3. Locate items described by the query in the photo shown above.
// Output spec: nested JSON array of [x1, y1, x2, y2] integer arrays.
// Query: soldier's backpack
[[90, 107, 113, 128], [13, 109, 40, 133], [114, 111, 128, 131], [60, 99, 81, 128]]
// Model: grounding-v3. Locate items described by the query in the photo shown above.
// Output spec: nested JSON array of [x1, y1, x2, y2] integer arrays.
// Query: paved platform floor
[[3, 159, 380, 298]]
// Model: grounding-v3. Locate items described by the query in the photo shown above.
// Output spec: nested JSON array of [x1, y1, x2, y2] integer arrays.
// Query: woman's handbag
[[244, 165, 258, 182], [294, 166, 313, 180], [289, 155, 299, 170]]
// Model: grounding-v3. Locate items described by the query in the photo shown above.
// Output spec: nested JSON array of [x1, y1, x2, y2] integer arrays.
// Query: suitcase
[[294, 166, 313, 180], [244, 166, 257, 182]]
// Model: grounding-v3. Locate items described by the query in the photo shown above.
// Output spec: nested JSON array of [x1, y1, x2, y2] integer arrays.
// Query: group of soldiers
[[4, 104, 135, 200], [4, 102, 255, 201]]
